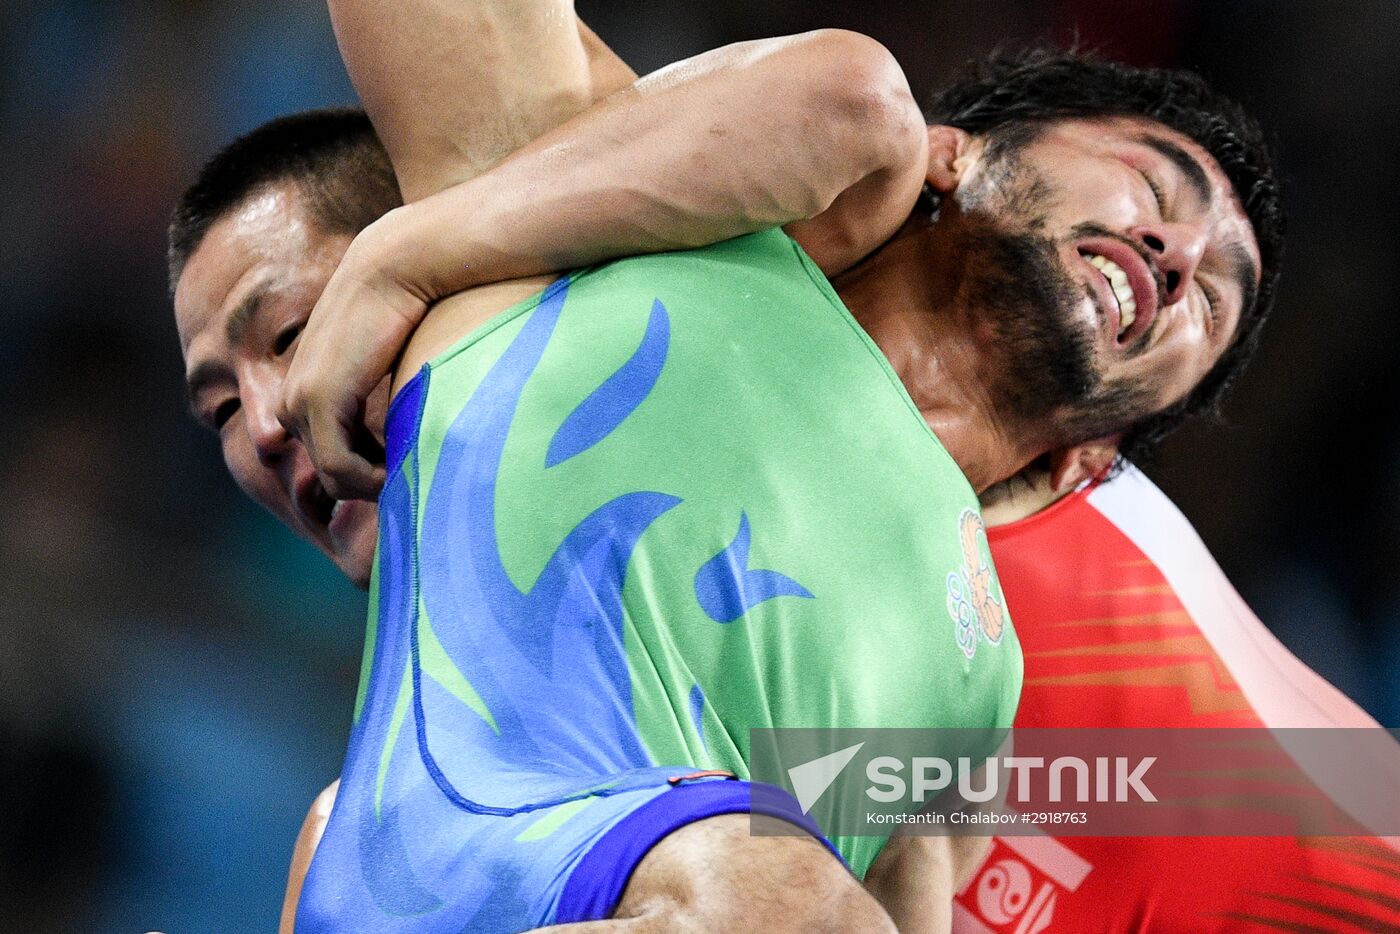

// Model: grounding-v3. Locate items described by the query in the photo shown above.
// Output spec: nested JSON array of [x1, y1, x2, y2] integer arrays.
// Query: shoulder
[[392, 274, 560, 397]]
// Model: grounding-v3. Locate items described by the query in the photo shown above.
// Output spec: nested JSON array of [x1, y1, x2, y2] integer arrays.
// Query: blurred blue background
[[0, 0, 1396, 930]]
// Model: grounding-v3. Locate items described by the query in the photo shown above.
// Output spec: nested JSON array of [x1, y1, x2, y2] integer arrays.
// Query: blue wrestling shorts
[[296, 767, 839, 932]]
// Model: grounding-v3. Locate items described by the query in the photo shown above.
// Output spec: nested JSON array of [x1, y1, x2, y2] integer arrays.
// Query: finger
[[311, 425, 385, 502], [350, 416, 387, 470], [276, 375, 318, 443], [321, 456, 386, 502], [276, 392, 308, 443]]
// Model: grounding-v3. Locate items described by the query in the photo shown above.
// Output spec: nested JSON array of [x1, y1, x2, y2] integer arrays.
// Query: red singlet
[[953, 465, 1400, 933]]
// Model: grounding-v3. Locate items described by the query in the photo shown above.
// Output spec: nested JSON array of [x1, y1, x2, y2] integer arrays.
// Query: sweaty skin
[[280, 27, 931, 498], [169, 31, 960, 930], [327, 0, 598, 200], [178, 6, 1259, 929], [318, 4, 936, 929], [291, 19, 1249, 934]]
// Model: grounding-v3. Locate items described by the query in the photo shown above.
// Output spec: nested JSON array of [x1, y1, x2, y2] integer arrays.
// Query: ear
[[926, 125, 976, 195], [1045, 436, 1121, 495]]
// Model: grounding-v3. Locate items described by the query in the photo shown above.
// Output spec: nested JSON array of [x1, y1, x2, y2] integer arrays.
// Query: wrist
[[346, 204, 440, 304], [388, 185, 520, 301], [326, 217, 431, 338]]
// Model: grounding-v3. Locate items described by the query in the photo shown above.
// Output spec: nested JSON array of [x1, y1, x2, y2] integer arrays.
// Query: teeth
[[1086, 253, 1138, 338], [305, 481, 338, 526]]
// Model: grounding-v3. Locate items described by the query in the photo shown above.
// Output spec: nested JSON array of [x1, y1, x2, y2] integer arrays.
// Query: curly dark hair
[[925, 45, 1285, 467]]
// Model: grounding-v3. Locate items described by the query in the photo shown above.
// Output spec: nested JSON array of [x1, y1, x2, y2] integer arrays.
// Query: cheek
[[1056, 183, 1139, 229], [223, 435, 295, 525], [1167, 321, 1219, 392], [1141, 344, 1211, 412]]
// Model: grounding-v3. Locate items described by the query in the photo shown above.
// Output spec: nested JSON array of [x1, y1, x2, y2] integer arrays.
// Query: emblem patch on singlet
[[954, 835, 1093, 933], [946, 509, 1006, 659]]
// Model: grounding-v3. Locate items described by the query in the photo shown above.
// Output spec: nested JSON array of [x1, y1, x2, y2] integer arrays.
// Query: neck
[[832, 218, 1049, 492], [979, 469, 1065, 527]]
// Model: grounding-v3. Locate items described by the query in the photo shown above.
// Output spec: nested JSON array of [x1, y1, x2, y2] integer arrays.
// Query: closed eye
[[1139, 170, 1166, 216], [1200, 281, 1221, 330]]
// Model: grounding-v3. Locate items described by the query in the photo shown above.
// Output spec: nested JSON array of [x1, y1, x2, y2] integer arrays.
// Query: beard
[[955, 153, 1160, 447]]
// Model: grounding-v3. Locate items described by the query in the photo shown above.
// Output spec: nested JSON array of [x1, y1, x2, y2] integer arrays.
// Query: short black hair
[[167, 108, 401, 292], [926, 45, 1285, 466]]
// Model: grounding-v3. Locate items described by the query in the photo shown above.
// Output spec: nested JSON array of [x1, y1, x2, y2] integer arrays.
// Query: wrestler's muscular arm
[[326, 0, 632, 199], [281, 29, 930, 498], [296, 11, 947, 930], [278, 782, 338, 934], [277, 8, 633, 934]]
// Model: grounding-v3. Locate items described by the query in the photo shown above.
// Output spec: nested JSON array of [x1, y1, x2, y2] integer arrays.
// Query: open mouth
[[1077, 239, 1160, 349], [296, 475, 337, 530], [1084, 252, 1138, 341]]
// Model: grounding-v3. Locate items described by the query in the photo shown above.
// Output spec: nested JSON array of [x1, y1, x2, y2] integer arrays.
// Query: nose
[[243, 371, 291, 465], [1131, 221, 1208, 307]]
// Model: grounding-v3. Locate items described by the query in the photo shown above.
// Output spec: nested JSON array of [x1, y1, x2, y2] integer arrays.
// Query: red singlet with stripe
[[952, 464, 1400, 933]]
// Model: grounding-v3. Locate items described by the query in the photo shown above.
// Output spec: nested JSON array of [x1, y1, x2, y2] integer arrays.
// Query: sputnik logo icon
[[787, 743, 865, 814]]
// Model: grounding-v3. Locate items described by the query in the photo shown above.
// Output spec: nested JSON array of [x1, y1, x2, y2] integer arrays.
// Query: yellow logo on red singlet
[[947, 508, 1006, 659]]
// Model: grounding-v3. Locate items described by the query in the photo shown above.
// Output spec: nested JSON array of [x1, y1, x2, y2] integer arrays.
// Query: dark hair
[[926, 45, 1285, 466], [167, 108, 401, 292]]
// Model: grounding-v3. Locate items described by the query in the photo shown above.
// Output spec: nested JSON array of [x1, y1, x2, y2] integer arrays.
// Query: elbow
[[801, 31, 926, 178]]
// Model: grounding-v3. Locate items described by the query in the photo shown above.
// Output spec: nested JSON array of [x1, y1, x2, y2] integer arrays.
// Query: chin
[[347, 562, 373, 591], [328, 502, 380, 590], [335, 548, 375, 591], [328, 534, 377, 591]]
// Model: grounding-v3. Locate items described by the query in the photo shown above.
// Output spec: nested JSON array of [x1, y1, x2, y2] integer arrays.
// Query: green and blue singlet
[[295, 229, 1021, 932]]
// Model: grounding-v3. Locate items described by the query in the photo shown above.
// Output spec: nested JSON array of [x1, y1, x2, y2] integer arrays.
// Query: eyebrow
[[1137, 134, 1261, 318], [1137, 134, 1213, 207], [225, 280, 273, 346]]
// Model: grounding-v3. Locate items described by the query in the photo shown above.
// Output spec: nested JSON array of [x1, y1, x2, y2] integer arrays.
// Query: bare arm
[[279, 781, 339, 934], [370, 29, 926, 295], [331, 2, 890, 277], [864, 834, 992, 934], [327, 0, 633, 200], [282, 29, 929, 497]]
